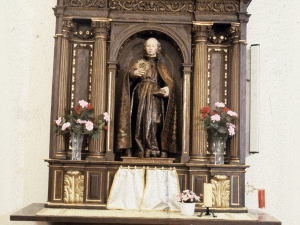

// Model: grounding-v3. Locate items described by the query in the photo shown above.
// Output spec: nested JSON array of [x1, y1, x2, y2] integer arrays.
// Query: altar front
[[46, 0, 251, 213]]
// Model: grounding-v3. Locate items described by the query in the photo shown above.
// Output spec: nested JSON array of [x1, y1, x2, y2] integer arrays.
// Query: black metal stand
[[198, 207, 217, 217]]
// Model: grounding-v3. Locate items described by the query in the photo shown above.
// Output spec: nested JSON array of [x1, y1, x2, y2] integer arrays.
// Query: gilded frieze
[[63, 0, 106, 8], [109, 1, 195, 12], [63, 0, 241, 14], [197, 1, 239, 12], [211, 175, 230, 208], [64, 171, 84, 204]]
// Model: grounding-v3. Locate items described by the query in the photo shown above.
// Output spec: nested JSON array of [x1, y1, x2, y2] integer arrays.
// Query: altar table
[[10, 203, 281, 225]]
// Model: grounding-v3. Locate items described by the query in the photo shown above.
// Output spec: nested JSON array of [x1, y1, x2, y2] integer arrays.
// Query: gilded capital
[[192, 22, 213, 43], [91, 19, 111, 39], [229, 22, 240, 43], [62, 19, 76, 38]]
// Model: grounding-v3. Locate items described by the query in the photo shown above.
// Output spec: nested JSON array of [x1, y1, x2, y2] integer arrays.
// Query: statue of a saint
[[117, 37, 177, 158]]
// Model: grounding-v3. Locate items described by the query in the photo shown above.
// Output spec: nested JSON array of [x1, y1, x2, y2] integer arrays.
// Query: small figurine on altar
[[117, 37, 177, 158]]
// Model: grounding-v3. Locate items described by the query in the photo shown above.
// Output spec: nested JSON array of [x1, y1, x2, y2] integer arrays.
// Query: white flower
[[227, 110, 237, 117], [85, 121, 94, 131], [215, 102, 225, 108], [78, 100, 89, 108], [211, 114, 221, 122], [61, 122, 71, 131]]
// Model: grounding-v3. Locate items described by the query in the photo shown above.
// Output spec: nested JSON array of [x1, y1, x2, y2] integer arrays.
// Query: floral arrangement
[[200, 102, 238, 137], [55, 100, 110, 140], [178, 190, 202, 203]]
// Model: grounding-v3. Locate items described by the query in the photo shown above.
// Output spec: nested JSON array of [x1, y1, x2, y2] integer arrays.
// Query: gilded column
[[105, 61, 118, 161], [87, 19, 111, 160], [181, 63, 193, 163], [55, 18, 75, 159], [190, 22, 213, 162], [229, 22, 240, 163]]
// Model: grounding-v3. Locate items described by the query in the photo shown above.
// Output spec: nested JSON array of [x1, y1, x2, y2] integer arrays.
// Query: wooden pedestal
[[45, 159, 249, 212]]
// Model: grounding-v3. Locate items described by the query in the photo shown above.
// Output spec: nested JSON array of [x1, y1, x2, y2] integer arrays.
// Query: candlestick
[[258, 189, 265, 208], [203, 183, 212, 207]]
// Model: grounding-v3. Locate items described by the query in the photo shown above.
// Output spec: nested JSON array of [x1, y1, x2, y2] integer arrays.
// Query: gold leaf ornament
[[136, 59, 150, 72]]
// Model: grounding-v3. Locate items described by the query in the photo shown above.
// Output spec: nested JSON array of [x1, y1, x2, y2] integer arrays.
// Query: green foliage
[[54, 100, 109, 140], [200, 102, 237, 137]]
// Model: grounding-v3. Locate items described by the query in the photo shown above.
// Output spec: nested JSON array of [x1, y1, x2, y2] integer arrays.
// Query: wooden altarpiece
[[46, 0, 252, 212]]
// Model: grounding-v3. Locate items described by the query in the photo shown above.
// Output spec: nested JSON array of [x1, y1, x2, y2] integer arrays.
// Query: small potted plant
[[177, 190, 202, 216]]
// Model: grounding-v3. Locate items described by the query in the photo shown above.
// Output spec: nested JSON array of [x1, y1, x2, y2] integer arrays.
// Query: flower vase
[[211, 136, 227, 164], [181, 203, 196, 216], [71, 132, 83, 160]]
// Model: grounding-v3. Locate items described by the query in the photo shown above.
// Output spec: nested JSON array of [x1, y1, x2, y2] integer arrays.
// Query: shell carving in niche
[[64, 171, 84, 204], [211, 175, 230, 208]]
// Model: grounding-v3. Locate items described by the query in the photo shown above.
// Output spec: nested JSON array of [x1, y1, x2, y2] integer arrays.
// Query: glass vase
[[180, 203, 195, 216], [211, 136, 227, 164], [71, 132, 84, 160]]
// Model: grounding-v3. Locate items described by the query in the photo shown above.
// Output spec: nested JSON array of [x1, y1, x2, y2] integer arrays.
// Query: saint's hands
[[153, 86, 169, 97], [133, 69, 145, 77], [160, 86, 169, 97]]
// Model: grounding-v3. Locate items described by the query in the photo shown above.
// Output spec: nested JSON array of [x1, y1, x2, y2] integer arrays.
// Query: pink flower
[[78, 100, 89, 108], [85, 121, 94, 131], [61, 122, 70, 131], [77, 119, 87, 124], [228, 127, 235, 136], [55, 117, 62, 126], [227, 123, 236, 136], [227, 110, 238, 117], [215, 102, 225, 108], [211, 114, 221, 122], [103, 112, 110, 122]]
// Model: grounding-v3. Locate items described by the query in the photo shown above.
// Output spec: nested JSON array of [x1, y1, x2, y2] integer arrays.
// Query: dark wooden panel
[[53, 170, 64, 202], [177, 174, 187, 191], [86, 171, 103, 202], [74, 45, 91, 104], [90, 174, 100, 198], [106, 170, 117, 202], [231, 175, 240, 206], [193, 175, 207, 199], [209, 48, 227, 106]]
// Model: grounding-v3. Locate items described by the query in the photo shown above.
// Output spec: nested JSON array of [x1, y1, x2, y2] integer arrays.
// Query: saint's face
[[145, 39, 159, 57]]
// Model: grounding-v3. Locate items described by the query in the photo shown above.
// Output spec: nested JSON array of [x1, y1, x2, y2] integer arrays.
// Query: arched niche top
[[109, 23, 191, 64]]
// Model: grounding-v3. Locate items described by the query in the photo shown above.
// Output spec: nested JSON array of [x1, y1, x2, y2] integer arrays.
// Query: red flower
[[75, 105, 82, 114], [201, 106, 210, 114], [87, 103, 93, 110], [222, 107, 230, 113], [212, 111, 218, 115], [202, 113, 208, 118], [104, 126, 108, 130]]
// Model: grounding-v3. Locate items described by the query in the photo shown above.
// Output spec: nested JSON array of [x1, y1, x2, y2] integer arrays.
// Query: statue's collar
[[143, 55, 159, 61]]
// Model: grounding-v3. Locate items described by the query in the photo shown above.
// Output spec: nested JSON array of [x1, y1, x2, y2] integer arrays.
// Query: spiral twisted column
[[190, 22, 213, 162], [87, 19, 111, 160]]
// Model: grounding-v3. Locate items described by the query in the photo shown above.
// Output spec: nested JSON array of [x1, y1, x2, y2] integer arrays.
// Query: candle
[[203, 183, 213, 207], [258, 189, 265, 208]]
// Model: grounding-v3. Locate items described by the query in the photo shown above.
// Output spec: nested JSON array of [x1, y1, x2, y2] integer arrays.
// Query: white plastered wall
[[1, 0, 300, 224], [245, 1, 300, 225]]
